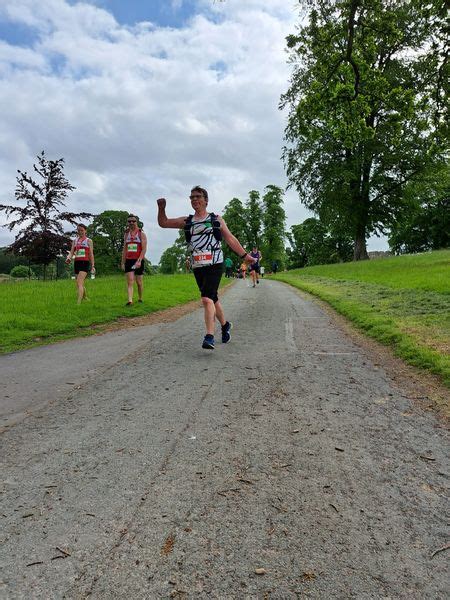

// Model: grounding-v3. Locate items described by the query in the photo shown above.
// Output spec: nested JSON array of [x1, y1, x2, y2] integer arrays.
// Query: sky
[[0, 0, 387, 263]]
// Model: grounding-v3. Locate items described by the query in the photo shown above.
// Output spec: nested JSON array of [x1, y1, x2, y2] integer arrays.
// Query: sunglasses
[[127, 219, 137, 223], [189, 194, 203, 200]]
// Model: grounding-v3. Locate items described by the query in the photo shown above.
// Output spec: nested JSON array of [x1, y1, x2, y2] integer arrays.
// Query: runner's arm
[[219, 217, 255, 263], [89, 239, 95, 270], [157, 198, 187, 229], [66, 240, 75, 262], [121, 233, 127, 268], [137, 232, 147, 263]]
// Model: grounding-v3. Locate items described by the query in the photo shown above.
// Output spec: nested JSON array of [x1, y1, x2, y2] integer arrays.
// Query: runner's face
[[189, 192, 207, 212], [77, 226, 86, 236], [127, 217, 137, 230]]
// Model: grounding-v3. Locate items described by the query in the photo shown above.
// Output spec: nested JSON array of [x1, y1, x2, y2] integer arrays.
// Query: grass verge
[[0, 274, 231, 354], [272, 250, 450, 388]]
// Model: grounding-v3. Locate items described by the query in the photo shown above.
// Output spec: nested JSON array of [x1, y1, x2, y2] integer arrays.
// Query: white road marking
[[285, 318, 297, 352]]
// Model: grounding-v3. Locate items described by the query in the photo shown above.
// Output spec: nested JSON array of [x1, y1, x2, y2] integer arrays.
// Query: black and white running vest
[[185, 213, 223, 268]]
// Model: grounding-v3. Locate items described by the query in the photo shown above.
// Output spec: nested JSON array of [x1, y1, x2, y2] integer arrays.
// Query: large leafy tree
[[87, 210, 142, 274], [244, 190, 263, 248], [221, 197, 248, 264], [159, 230, 188, 274], [261, 185, 287, 269], [0, 151, 92, 275], [287, 217, 353, 268], [388, 164, 450, 253], [281, 0, 448, 260]]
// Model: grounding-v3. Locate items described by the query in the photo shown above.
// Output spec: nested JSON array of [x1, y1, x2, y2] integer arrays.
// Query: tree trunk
[[354, 228, 369, 260], [352, 147, 371, 261]]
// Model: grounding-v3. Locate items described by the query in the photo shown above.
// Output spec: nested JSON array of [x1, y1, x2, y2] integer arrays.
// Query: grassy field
[[0, 274, 229, 354], [272, 249, 450, 387]]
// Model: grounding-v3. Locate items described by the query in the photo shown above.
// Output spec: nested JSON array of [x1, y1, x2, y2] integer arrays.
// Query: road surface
[[0, 279, 448, 598]]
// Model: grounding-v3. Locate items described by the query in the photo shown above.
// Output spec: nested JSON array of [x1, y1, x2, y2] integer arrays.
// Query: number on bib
[[192, 252, 213, 267]]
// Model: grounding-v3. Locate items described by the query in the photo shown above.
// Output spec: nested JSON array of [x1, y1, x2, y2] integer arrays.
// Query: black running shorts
[[193, 263, 223, 303], [74, 260, 90, 274], [125, 259, 144, 275]]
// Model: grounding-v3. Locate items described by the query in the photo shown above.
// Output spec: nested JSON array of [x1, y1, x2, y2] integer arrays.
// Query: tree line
[[280, 0, 448, 259], [1, 1, 447, 276]]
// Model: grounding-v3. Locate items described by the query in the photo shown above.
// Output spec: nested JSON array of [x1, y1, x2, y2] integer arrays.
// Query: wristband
[[240, 252, 247, 259]]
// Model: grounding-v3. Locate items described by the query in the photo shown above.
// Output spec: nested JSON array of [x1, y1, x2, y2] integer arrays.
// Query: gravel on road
[[0, 279, 448, 599]]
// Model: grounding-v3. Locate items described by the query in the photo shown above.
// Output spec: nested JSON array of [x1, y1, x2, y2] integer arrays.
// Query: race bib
[[76, 248, 87, 258], [192, 251, 213, 268], [127, 243, 138, 252]]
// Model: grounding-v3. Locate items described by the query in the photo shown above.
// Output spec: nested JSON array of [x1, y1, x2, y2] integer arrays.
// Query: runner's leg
[[126, 271, 135, 303], [76, 271, 87, 304], [136, 274, 144, 301], [214, 300, 227, 327], [201, 297, 216, 335]]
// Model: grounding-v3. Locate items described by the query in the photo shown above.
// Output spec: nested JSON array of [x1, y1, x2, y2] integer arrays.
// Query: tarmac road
[[0, 279, 448, 599]]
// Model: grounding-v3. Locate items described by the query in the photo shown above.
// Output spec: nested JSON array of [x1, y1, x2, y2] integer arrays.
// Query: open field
[[0, 274, 229, 354], [273, 250, 450, 387]]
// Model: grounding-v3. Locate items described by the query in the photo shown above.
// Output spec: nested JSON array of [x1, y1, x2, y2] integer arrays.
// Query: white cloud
[[0, 0, 386, 261]]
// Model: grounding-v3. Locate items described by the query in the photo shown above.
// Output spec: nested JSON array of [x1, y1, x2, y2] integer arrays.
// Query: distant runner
[[157, 186, 255, 349], [249, 246, 262, 288], [121, 214, 147, 306], [66, 223, 95, 304], [224, 256, 234, 278]]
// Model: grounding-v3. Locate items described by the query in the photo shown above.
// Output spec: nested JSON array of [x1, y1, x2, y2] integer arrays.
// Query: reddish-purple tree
[[0, 151, 93, 278]]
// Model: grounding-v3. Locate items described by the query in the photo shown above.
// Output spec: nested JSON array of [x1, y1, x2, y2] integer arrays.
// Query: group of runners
[[224, 250, 264, 285], [67, 185, 261, 349], [65, 215, 147, 305]]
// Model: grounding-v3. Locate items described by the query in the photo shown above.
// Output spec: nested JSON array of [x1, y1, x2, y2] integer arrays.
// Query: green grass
[[272, 250, 450, 388], [0, 274, 230, 354]]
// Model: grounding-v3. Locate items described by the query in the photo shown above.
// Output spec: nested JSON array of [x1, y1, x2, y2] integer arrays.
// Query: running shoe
[[221, 321, 232, 343], [202, 334, 215, 349]]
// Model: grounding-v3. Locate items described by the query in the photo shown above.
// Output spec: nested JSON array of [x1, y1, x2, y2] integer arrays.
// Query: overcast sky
[[0, 0, 387, 263]]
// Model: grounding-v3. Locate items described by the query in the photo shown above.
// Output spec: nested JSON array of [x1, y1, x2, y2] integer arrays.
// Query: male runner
[[157, 186, 255, 349], [121, 214, 147, 306], [249, 246, 262, 288]]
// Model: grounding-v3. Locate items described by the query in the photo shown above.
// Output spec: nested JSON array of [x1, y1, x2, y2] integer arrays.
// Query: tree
[[244, 190, 263, 248], [87, 210, 131, 274], [0, 151, 92, 277], [0, 247, 28, 275], [159, 231, 188, 274], [287, 217, 353, 268], [388, 163, 450, 253], [281, 0, 448, 260], [221, 197, 248, 264], [261, 185, 287, 269]]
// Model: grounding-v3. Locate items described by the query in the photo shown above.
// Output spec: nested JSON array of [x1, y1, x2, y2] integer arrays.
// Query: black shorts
[[74, 260, 90, 274], [250, 264, 260, 273], [125, 259, 144, 275], [193, 263, 223, 303]]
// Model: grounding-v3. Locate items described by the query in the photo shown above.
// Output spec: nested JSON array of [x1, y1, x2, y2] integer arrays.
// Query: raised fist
[[157, 198, 166, 209]]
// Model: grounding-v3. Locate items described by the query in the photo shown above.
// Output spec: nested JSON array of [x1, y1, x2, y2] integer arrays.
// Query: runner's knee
[[201, 295, 216, 306]]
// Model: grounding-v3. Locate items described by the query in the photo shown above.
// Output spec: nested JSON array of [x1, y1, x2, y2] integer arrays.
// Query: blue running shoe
[[221, 321, 232, 343], [202, 334, 215, 349]]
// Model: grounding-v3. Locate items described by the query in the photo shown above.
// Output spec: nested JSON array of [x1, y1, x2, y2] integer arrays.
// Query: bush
[[10, 265, 34, 278]]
